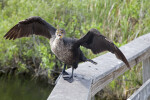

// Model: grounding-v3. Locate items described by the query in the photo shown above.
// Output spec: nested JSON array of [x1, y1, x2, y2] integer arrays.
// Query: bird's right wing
[[4, 16, 56, 40], [74, 29, 130, 69]]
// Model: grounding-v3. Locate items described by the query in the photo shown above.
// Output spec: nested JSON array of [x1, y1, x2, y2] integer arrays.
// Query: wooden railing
[[128, 79, 150, 100], [47, 33, 150, 100]]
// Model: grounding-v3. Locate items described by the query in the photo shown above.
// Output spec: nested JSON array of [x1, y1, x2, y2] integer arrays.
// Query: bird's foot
[[63, 75, 73, 83], [62, 71, 69, 75], [55, 71, 70, 84]]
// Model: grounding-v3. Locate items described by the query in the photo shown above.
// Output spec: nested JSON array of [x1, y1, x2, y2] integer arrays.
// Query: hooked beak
[[57, 26, 63, 38], [58, 34, 62, 38]]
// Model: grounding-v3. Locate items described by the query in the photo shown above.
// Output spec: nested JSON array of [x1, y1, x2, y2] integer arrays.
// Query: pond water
[[0, 76, 54, 100]]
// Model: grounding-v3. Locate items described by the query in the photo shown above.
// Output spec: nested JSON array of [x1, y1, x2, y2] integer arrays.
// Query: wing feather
[[4, 16, 56, 40], [75, 28, 130, 69]]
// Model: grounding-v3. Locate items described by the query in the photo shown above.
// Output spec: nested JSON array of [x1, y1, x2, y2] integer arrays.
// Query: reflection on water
[[0, 76, 53, 100]]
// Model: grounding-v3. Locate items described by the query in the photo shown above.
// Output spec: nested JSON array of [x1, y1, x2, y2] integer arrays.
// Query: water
[[0, 76, 53, 100]]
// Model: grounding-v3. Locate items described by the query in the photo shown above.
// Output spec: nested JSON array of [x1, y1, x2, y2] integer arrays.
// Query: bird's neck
[[54, 37, 64, 44]]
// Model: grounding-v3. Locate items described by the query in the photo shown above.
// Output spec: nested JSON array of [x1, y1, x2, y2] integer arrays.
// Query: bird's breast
[[50, 39, 75, 64]]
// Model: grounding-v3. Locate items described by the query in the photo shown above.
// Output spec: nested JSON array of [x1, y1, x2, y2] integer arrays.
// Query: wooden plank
[[91, 49, 150, 96], [47, 76, 92, 100], [143, 57, 150, 83], [47, 33, 150, 100], [127, 79, 150, 100]]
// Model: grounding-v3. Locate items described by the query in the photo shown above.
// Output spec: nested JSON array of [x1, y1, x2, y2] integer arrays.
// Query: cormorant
[[4, 16, 130, 83]]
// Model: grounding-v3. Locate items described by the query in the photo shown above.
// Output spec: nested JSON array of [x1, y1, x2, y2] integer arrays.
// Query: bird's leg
[[62, 64, 69, 75], [63, 67, 74, 83], [86, 59, 97, 65], [55, 64, 69, 84]]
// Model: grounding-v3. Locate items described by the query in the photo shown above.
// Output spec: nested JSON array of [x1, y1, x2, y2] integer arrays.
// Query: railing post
[[143, 57, 150, 100], [142, 57, 150, 83]]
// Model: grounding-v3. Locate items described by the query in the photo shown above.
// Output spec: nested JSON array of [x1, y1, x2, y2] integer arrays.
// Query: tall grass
[[0, 0, 150, 99]]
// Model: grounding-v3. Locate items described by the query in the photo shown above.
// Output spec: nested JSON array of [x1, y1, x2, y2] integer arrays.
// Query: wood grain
[[143, 58, 150, 83]]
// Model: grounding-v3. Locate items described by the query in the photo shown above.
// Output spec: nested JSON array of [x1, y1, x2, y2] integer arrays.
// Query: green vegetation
[[0, 0, 150, 99]]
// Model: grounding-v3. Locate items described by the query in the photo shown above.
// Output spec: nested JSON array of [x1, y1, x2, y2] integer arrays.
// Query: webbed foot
[[63, 75, 73, 83], [62, 71, 69, 75]]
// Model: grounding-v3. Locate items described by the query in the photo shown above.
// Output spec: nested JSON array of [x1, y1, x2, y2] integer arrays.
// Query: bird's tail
[[114, 47, 131, 70]]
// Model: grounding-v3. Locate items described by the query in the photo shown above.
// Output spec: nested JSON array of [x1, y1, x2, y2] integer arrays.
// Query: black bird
[[4, 16, 130, 83]]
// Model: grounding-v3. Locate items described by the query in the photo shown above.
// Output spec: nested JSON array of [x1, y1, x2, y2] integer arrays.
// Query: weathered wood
[[90, 33, 150, 97], [47, 76, 92, 100], [143, 57, 150, 83], [127, 79, 150, 100], [47, 33, 150, 100]]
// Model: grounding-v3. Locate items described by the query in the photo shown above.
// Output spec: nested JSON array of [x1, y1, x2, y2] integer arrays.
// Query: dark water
[[0, 77, 53, 100]]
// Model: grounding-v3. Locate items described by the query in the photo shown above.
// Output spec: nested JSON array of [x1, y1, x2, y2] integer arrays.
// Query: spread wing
[[75, 28, 130, 69], [4, 16, 56, 40]]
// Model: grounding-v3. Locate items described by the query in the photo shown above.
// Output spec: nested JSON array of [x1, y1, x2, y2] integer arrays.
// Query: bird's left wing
[[74, 28, 130, 69]]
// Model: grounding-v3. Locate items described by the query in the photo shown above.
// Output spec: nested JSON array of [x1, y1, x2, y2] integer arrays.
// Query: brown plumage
[[4, 16, 56, 40], [4, 16, 130, 83], [75, 29, 130, 68]]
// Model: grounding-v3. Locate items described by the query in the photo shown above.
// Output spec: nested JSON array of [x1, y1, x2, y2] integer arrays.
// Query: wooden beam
[[47, 33, 150, 100], [47, 75, 92, 100], [127, 79, 150, 100], [143, 57, 150, 83], [91, 33, 150, 96]]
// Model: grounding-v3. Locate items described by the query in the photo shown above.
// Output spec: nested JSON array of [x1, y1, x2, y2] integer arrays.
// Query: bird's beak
[[59, 35, 62, 38], [58, 33, 62, 38], [56, 25, 63, 38]]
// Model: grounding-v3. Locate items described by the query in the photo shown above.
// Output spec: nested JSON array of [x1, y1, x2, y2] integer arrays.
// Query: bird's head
[[56, 26, 65, 39]]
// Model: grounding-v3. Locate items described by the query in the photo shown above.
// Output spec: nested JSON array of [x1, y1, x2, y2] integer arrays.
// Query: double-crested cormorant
[[4, 16, 130, 83]]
